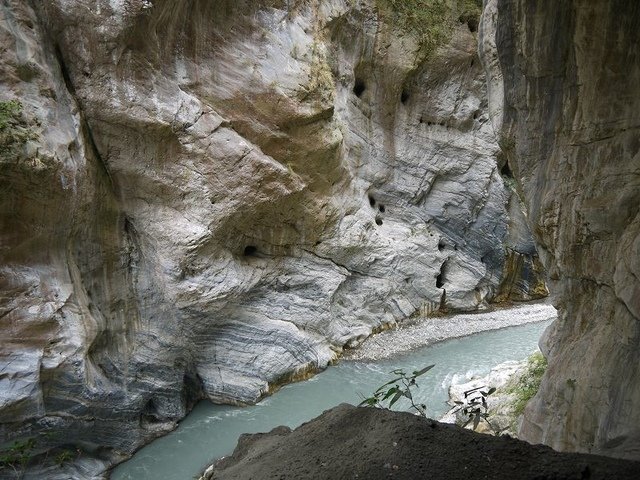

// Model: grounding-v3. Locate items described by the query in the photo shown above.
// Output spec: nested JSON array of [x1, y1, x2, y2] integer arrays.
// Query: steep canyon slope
[[480, 0, 640, 460], [0, 0, 543, 475]]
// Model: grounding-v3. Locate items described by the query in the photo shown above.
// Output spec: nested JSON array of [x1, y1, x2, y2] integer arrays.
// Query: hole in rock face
[[353, 78, 366, 97], [473, 111, 479, 120], [375, 216, 383, 226], [368, 195, 376, 207], [400, 90, 409, 104], [243, 245, 258, 256], [181, 372, 204, 411], [141, 398, 162, 425], [419, 116, 424, 123], [438, 240, 445, 251], [123, 217, 133, 235], [436, 260, 448, 288], [378, 204, 385, 213], [467, 18, 478, 32], [501, 161, 514, 178]]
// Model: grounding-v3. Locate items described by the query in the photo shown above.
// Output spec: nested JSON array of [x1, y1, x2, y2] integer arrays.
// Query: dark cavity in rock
[[436, 260, 448, 288], [243, 245, 258, 256], [353, 78, 366, 97]]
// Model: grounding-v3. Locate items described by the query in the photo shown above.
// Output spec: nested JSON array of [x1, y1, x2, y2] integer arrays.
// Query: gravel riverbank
[[343, 302, 557, 361]]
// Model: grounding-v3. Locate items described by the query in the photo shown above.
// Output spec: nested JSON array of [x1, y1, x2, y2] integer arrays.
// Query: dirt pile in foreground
[[204, 404, 640, 480]]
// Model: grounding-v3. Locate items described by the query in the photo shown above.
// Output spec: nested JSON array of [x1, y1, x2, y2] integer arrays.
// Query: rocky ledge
[[202, 404, 640, 480]]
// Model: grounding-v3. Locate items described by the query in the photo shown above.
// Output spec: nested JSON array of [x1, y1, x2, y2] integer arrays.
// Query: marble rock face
[[480, 0, 640, 460], [0, 0, 543, 473]]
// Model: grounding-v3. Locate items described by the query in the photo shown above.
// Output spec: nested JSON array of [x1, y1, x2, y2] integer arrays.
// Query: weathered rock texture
[[0, 0, 546, 475], [480, 0, 640, 460]]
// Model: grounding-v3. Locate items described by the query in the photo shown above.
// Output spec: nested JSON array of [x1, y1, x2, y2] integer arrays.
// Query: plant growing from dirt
[[358, 365, 435, 415]]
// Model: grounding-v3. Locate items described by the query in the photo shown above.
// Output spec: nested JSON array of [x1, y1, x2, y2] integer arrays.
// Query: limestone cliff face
[[0, 0, 544, 474], [481, 0, 640, 460]]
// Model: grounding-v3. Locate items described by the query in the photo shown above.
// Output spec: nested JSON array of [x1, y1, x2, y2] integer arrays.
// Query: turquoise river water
[[112, 320, 551, 480]]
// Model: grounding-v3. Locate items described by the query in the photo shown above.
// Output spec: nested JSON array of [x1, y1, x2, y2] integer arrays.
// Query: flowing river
[[112, 312, 553, 480]]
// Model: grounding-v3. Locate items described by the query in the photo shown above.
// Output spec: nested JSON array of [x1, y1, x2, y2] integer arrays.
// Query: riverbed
[[111, 304, 555, 480]]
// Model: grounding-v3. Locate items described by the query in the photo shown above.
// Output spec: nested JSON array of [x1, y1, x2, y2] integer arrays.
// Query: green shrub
[[0, 438, 36, 474], [0, 100, 35, 158], [376, 0, 483, 55], [0, 100, 23, 130], [508, 351, 548, 416]]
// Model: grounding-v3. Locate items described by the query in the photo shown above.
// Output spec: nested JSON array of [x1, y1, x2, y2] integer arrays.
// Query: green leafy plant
[[359, 365, 435, 415], [452, 385, 498, 433]]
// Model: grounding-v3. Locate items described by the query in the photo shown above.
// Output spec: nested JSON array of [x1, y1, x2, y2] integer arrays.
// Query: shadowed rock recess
[[480, 0, 640, 460], [0, 0, 545, 476]]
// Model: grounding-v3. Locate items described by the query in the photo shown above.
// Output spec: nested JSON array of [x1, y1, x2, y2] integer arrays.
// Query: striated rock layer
[[480, 0, 640, 460], [0, 0, 546, 475]]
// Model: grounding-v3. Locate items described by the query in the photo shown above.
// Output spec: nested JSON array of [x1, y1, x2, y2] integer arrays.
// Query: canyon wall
[[0, 0, 543, 476], [480, 0, 640, 460]]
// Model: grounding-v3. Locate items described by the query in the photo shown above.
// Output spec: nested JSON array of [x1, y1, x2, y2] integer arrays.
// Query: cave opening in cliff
[[375, 216, 383, 226], [353, 78, 366, 97], [181, 372, 204, 411], [501, 161, 513, 178], [368, 195, 376, 207], [400, 90, 409, 104], [141, 398, 161, 425], [436, 260, 448, 288], [243, 245, 258, 256], [378, 204, 385, 213]]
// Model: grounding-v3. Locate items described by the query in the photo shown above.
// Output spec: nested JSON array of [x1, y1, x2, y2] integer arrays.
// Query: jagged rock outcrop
[[0, 0, 545, 475], [480, 0, 640, 460]]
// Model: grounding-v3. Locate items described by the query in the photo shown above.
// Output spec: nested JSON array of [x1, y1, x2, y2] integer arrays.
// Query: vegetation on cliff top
[[376, 0, 482, 54]]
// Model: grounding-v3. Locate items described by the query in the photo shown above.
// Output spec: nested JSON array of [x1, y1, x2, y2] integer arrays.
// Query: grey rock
[[480, 0, 640, 460], [0, 0, 545, 475]]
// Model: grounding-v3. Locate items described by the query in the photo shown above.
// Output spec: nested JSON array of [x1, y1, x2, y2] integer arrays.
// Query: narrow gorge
[[0, 0, 638, 479]]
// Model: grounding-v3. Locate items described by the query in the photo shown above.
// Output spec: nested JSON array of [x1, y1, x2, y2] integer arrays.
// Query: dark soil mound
[[207, 404, 640, 480]]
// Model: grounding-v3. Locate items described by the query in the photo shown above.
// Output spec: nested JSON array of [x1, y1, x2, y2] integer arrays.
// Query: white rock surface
[[0, 1, 546, 475], [440, 358, 528, 435]]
